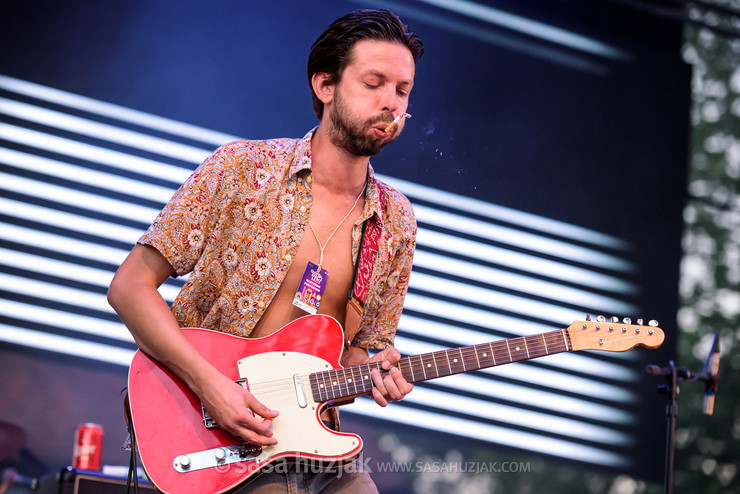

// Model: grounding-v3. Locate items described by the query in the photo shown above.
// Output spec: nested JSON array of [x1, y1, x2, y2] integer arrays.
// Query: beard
[[327, 90, 398, 157]]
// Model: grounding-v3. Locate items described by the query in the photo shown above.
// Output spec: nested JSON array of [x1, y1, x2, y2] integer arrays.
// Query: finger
[[371, 369, 389, 406], [235, 426, 278, 446], [380, 348, 401, 370], [372, 387, 388, 407], [391, 368, 413, 396], [245, 395, 279, 419], [382, 368, 404, 401]]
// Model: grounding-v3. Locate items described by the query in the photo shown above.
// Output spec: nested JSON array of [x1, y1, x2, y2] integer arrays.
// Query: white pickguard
[[236, 351, 361, 464]]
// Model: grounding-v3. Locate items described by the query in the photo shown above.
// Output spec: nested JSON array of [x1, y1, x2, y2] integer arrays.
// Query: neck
[[310, 121, 369, 196]]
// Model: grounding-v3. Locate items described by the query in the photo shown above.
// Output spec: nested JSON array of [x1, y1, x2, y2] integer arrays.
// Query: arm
[[108, 243, 278, 445]]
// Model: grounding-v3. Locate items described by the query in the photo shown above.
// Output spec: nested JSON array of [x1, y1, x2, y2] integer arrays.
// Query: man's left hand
[[367, 347, 413, 406]]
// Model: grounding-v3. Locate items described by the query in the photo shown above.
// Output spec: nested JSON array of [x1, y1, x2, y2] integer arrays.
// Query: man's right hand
[[198, 372, 280, 446]]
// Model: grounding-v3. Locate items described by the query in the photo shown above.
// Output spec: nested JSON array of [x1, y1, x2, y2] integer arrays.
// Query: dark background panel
[[0, 0, 687, 489]]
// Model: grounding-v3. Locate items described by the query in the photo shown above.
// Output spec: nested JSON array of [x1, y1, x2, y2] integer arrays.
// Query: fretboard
[[309, 328, 572, 404]]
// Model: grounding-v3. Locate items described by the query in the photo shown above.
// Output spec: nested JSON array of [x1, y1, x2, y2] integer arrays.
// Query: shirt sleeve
[[138, 145, 236, 277]]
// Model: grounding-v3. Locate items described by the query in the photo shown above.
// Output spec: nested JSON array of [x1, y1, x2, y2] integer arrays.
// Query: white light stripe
[[379, 174, 629, 250], [348, 399, 629, 467], [410, 271, 600, 326], [0, 324, 135, 367], [0, 299, 133, 343], [416, 229, 638, 294], [413, 250, 637, 314], [0, 272, 113, 314], [0, 123, 192, 182], [414, 205, 635, 272], [0, 222, 129, 265], [405, 387, 633, 446], [0, 245, 181, 303], [0, 147, 177, 203], [1, 197, 143, 245], [395, 336, 635, 403], [0, 247, 115, 288], [402, 292, 635, 362], [0, 97, 211, 164], [416, 0, 629, 60], [0, 74, 240, 145], [0, 172, 160, 224], [398, 314, 637, 381], [396, 357, 634, 423]]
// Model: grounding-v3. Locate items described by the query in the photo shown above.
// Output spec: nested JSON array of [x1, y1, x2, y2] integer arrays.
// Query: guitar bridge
[[202, 380, 249, 429]]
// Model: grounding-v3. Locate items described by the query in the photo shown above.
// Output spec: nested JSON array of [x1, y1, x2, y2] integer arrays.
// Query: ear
[[311, 72, 335, 106]]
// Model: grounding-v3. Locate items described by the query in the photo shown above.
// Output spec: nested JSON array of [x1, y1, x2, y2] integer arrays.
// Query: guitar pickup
[[202, 380, 249, 429]]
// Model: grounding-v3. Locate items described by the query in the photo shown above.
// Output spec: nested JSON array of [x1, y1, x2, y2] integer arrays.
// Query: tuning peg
[[623, 317, 632, 324], [637, 318, 643, 325], [585, 314, 592, 321], [649, 320, 659, 327], [610, 316, 619, 323], [596, 315, 606, 323]]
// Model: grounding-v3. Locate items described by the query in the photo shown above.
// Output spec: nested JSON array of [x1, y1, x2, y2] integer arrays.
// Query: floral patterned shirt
[[139, 129, 416, 349]]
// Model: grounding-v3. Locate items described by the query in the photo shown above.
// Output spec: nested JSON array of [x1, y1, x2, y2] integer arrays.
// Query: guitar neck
[[309, 328, 571, 404]]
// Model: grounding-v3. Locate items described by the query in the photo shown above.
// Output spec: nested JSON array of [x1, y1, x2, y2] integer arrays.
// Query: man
[[108, 9, 423, 493]]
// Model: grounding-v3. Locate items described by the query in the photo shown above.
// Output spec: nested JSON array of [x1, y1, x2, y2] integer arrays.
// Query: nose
[[380, 86, 400, 114]]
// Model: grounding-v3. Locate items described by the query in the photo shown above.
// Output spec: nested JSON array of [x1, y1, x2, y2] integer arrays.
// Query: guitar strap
[[343, 181, 385, 349]]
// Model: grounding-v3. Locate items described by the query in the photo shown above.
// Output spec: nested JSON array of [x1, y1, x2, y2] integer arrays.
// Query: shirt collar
[[291, 128, 384, 227], [288, 128, 315, 177], [360, 164, 384, 228]]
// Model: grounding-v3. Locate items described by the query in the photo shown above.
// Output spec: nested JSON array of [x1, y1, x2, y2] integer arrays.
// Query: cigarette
[[384, 113, 411, 133]]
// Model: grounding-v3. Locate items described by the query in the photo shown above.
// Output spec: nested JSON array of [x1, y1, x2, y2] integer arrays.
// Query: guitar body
[[128, 314, 363, 494]]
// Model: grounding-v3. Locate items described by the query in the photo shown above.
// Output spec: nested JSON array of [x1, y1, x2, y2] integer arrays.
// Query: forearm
[[107, 245, 220, 398]]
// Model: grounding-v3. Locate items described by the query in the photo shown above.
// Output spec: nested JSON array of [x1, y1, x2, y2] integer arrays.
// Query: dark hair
[[307, 9, 424, 119]]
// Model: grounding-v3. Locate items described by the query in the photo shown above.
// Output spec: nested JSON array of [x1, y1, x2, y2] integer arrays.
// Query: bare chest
[[249, 196, 363, 338]]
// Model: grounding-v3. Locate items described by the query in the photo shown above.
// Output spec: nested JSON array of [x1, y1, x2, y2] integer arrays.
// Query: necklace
[[307, 185, 365, 270]]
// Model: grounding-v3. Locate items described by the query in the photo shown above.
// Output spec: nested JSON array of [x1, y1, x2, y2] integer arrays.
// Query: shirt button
[[285, 253, 292, 261], [258, 301, 265, 308], [300, 205, 307, 212]]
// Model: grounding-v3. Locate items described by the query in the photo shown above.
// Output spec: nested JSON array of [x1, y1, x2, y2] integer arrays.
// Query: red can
[[72, 423, 104, 470]]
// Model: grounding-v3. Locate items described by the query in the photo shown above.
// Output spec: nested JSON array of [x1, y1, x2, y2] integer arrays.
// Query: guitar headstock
[[567, 315, 665, 352]]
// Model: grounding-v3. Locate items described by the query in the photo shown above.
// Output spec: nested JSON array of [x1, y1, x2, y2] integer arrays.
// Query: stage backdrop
[[0, 0, 687, 490]]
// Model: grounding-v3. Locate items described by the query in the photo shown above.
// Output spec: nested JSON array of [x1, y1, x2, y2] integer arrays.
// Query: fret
[[407, 356, 416, 382], [361, 364, 373, 393], [505, 339, 513, 362], [489, 342, 496, 366], [523, 337, 530, 359], [560, 328, 569, 351], [473, 345, 481, 370], [542, 333, 549, 355], [458, 347, 466, 373], [444, 350, 453, 376], [347, 366, 357, 396], [430, 352, 440, 378], [341, 367, 350, 397], [319, 370, 329, 401], [419, 354, 428, 381]]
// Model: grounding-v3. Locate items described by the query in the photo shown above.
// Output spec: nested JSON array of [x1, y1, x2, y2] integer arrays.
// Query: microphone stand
[[646, 332, 719, 494]]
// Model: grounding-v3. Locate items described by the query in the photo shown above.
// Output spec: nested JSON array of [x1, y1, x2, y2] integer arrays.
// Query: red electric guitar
[[127, 314, 664, 493]]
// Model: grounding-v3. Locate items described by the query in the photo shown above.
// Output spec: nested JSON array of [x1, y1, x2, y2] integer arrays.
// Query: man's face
[[325, 39, 415, 157]]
